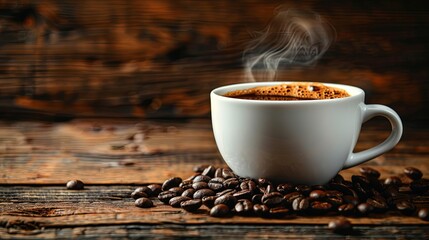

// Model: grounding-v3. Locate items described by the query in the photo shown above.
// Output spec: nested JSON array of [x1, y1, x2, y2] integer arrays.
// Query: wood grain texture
[[0, 119, 428, 238], [0, 0, 428, 121]]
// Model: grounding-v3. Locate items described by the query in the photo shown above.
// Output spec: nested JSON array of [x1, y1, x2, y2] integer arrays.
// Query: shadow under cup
[[210, 82, 402, 185]]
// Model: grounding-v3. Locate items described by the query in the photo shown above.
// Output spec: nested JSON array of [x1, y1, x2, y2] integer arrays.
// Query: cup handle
[[342, 104, 403, 169]]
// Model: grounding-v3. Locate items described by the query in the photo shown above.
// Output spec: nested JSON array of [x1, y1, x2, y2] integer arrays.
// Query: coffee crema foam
[[224, 82, 350, 101]]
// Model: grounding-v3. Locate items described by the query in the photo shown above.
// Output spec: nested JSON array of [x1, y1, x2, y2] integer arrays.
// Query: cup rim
[[211, 81, 364, 104]]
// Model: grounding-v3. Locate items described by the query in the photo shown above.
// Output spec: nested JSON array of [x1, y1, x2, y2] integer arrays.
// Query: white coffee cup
[[210, 82, 403, 185]]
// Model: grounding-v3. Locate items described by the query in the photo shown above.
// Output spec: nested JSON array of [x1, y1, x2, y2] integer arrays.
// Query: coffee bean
[[222, 168, 236, 179], [311, 201, 332, 212], [384, 176, 402, 187], [325, 190, 343, 198], [193, 188, 215, 199], [404, 167, 423, 180], [240, 180, 257, 192], [216, 188, 236, 197], [161, 177, 182, 191], [235, 199, 254, 215], [262, 192, 284, 207], [252, 194, 263, 204], [169, 196, 191, 208], [223, 178, 240, 189], [202, 196, 218, 208], [265, 184, 276, 194], [253, 204, 270, 217], [233, 189, 252, 200], [215, 195, 237, 209], [309, 190, 326, 200], [342, 195, 359, 206], [326, 196, 343, 206], [410, 179, 429, 194], [208, 182, 224, 192], [359, 167, 380, 179], [135, 197, 153, 208], [328, 183, 357, 198], [357, 203, 373, 215], [292, 197, 309, 211], [168, 187, 184, 196], [418, 208, 429, 221], [330, 174, 344, 184], [338, 203, 355, 214], [192, 175, 211, 183], [209, 177, 225, 183], [269, 207, 290, 218], [395, 199, 415, 215], [367, 196, 388, 212], [179, 180, 193, 190], [284, 192, 303, 205], [131, 188, 148, 199], [276, 183, 295, 194], [193, 165, 208, 173], [202, 165, 217, 177], [147, 184, 162, 196], [257, 178, 271, 187], [181, 199, 202, 212], [295, 185, 312, 195], [214, 168, 223, 178], [328, 218, 353, 234], [210, 204, 230, 217], [192, 182, 209, 190], [66, 180, 84, 190], [158, 191, 177, 204], [181, 188, 196, 198]]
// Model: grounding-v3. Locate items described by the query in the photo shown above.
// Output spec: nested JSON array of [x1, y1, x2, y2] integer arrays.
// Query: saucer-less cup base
[[210, 82, 403, 185]]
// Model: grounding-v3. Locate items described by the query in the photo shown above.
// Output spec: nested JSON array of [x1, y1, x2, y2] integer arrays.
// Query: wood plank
[[0, 0, 428, 120], [0, 119, 428, 184], [1, 186, 428, 226]]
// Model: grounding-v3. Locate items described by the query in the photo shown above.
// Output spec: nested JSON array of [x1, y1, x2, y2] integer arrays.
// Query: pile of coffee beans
[[131, 165, 429, 233]]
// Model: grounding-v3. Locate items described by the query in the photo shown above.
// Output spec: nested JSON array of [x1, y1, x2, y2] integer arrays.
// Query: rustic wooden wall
[[0, 0, 428, 124]]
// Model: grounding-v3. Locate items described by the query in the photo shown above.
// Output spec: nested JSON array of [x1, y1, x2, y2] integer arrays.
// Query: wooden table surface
[[0, 118, 428, 239]]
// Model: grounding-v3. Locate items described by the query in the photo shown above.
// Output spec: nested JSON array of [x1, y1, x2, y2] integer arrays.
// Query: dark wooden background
[[0, 0, 428, 125]]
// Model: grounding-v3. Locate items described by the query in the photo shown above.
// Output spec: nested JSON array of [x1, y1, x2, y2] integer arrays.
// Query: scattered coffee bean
[[309, 190, 326, 200], [151, 165, 428, 224], [202, 165, 216, 177], [158, 191, 177, 204], [384, 176, 402, 187], [202, 196, 217, 208], [147, 184, 162, 196], [404, 167, 423, 180], [210, 204, 230, 217], [328, 218, 353, 234], [193, 175, 211, 183], [169, 196, 191, 208], [269, 207, 290, 218], [131, 188, 149, 199], [338, 203, 355, 214], [234, 199, 253, 215], [292, 197, 309, 211], [357, 202, 373, 215], [181, 199, 202, 212], [410, 178, 429, 194], [192, 182, 209, 190], [161, 177, 182, 191], [193, 165, 208, 173], [359, 167, 380, 179], [215, 195, 237, 209], [253, 204, 270, 217], [418, 208, 429, 221], [168, 187, 184, 196], [135, 197, 153, 208], [262, 192, 284, 207], [66, 180, 84, 190], [182, 188, 196, 198], [193, 188, 215, 199], [395, 199, 415, 215]]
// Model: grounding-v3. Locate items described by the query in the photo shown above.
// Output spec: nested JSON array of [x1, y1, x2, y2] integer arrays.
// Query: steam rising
[[244, 9, 335, 82]]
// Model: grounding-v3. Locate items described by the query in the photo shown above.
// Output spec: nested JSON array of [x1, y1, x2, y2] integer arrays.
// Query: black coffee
[[224, 82, 350, 101]]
